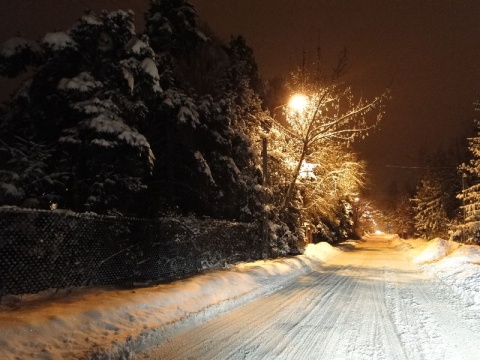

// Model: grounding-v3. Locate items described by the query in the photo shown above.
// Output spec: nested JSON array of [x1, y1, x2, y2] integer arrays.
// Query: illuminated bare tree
[[301, 143, 366, 215], [279, 56, 389, 212]]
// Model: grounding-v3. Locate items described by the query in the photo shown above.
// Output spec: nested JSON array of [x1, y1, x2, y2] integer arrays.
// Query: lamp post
[[352, 197, 360, 238], [462, 172, 467, 241], [262, 94, 316, 253], [261, 136, 269, 259], [261, 93, 309, 257]]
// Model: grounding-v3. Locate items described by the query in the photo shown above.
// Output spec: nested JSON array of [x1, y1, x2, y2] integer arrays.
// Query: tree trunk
[[280, 140, 308, 213]]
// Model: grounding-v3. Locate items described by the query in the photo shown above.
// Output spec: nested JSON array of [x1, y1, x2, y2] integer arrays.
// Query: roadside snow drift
[[414, 238, 480, 308], [0, 242, 340, 360], [304, 241, 342, 261], [413, 238, 458, 264]]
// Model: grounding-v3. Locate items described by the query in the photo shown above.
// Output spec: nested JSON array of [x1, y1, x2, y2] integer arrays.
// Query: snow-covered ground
[[0, 235, 479, 359]]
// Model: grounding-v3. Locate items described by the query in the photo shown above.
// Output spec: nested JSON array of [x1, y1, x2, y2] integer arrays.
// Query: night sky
[[2, 0, 480, 200]]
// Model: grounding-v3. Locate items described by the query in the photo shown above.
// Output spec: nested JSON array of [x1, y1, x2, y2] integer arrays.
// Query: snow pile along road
[[303, 241, 342, 261], [412, 238, 459, 264], [413, 238, 480, 309], [0, 242, 340, 360]]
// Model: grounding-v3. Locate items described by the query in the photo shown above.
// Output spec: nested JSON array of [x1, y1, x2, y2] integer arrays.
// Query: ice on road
[[139, 236, 480, 360]]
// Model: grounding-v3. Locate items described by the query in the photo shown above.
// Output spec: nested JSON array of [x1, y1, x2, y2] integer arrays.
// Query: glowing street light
[[288, 93, 308, 113]]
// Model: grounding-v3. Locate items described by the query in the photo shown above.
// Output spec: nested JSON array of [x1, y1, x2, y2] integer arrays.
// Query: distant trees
[[374, 135, 467, 241], [391, 194, 416, 239]]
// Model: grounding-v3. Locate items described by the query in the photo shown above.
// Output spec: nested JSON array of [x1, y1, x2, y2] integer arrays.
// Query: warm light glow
[[299, 161, 319, 180], [354, 197, 360, 202], [375, 230, 383, 235], [289, 93, 308, 113]]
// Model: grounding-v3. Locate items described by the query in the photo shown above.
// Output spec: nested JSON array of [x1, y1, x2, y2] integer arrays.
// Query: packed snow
[[0, 235, 480, 359]]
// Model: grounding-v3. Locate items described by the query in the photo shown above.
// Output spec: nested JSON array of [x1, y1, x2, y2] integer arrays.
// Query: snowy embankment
[[407, 237, 480, 308], [0, 242, 341, 360]]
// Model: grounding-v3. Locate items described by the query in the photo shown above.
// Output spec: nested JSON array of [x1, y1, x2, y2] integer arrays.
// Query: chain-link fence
[[0, 207, 262, 297]]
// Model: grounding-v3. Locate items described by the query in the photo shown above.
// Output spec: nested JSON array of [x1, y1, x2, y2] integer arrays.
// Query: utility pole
[[462, 172, 467, 242], [262, 137, 269, 259]]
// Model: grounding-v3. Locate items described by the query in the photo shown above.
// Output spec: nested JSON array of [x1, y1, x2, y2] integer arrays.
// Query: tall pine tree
[[0, 10, 158, 213], [412, 176, 449, 239], [459, 118, 480, 243]]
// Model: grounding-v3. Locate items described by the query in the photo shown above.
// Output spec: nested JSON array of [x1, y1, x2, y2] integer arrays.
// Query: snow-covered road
[[138, 237, 480, 360], [2, 235, 480, 359]]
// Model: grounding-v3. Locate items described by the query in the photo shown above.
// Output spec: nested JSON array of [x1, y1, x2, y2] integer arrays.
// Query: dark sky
[[190, 0, 480, 199], [2, 0, 480, 200]]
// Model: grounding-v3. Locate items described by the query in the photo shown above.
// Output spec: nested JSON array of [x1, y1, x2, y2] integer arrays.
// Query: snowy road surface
[[137, 236, 480, 360]]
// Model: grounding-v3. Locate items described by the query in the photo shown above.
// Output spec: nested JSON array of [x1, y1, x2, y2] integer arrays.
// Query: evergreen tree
[[143, 0, 217, 216], [145, 0, 207, 58], [458, 118, 480, 243], [423, 147, 462, 220], [412, 176, 449, 239], [205, 35, 266, 220], [392, 194, 416, 238], [144, 3, 265, 222], [0, 10, 158, 213], [0, 136, 63, 208]]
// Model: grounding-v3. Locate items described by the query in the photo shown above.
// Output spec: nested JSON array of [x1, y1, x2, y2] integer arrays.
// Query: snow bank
[[441, 245, 480, 265], [0, 243, 340, 360], [406, 239, 480, 310], [413, 238, 458, 264], [304, 242, 342, 262], [422, 246, 480, 308]]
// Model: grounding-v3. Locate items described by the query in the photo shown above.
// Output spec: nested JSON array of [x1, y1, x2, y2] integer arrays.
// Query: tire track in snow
[[384, 268, 446, 359], [273, 265, 361, 359], [137, 264, 355, 360], [385, 265, 480, 360]]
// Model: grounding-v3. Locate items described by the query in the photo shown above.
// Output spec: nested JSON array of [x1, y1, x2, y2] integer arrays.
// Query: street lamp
[[289, 93, 308, 113], [262, 93, 313, 255], [352, 197, 360, 239], [462, 172, 467, 241], [285, 93, 317, 138]]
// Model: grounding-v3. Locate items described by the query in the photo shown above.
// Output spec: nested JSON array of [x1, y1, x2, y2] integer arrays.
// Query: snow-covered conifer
[[412, 177, 449, 239], [203, 36, 266, 221], [145, 0, 207, 57], [458, 118, 480, 243], [0, 137, 64, 208], [0, 9, 159, 214]]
